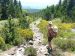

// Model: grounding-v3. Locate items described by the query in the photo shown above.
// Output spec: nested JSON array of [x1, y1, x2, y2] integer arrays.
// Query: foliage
[[2, 18, 16, 44], [19, 16, 29, 29], [36, 0, 75, 22], [38, 20, 48, 39], [18, 28, 34, 41], [38, 19, 75, 51], [5, 44, 13, 50], [53, 38, 75, 51], [25, 47, 37, 56], [26, 16, 34, 23], [0, 37, 6, 50], [0, 0, 22, 19], [0, 15, 33, 50], [13, 36, 24, 46]]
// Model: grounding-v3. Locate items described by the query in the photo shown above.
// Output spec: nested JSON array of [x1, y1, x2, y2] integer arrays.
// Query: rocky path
[[0, 46, 25, 56], [30, 19, 48, 56]]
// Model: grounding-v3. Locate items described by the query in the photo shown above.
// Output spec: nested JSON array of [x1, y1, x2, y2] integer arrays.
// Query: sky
[[18, 0, 60, 9]]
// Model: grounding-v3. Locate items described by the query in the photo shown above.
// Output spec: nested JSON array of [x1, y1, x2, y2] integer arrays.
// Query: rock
[[29, 40, 33, 45]]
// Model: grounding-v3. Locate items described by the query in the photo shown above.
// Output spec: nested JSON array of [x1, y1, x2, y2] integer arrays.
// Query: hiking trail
[[0, 19, 75, 56]]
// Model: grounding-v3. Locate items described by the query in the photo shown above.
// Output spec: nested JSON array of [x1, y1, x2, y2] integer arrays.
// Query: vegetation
[[0, 0, 75, 54], [36, 0, 75, 22], [0, 0, 34, 51], [0, 0, 22, 20], [38, 19, 75, 51], [37, 0, 75, 51], [17, 28, 33, 41], [0, 37, 5, 50], [0, 16, 33, 50], [19, 16, 29, 29], [25, 47, 37, 56]]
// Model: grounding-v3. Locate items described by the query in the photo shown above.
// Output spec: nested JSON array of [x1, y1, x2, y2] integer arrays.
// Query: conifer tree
[[0, 0, 22, 19], [1, 0, 8, 19]]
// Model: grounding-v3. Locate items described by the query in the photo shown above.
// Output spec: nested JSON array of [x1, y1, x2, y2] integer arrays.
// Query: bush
[[13, 37, 24, 46], [18, 28, 34, 41], [19, 17, 29, 29], [38, 20, 48, 37], [53, 38, 75, 51], [5, 44, 13, 50], [0, 37, 6, 50], [25, 47, 37, 56], [72, 23, 75, 28]]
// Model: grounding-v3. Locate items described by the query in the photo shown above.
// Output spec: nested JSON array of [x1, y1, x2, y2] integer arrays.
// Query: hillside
[[26, 9, 40, 13]]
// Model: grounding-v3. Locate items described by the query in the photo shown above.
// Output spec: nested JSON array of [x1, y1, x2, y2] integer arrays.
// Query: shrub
[[5, 44, 13, 50], [25, 47, 37, 56], [52, 19, 62, 25], [0, 37, 5, 47], [59, 23, 72, 30], [38, 20, 48, 37], [19, 17, 29, 29], [0, 37, 6, 50], [53, 38, 75, 51], [26, 16, 34, 23], [13, 37, 24, 46], [18, 28, 34, 41], [72, 23, 75, 28]]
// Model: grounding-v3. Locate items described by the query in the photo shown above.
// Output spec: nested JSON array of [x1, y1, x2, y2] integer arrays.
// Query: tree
[[8, 0, 15, 18], [1, 0, 9, 19], [19, 1, 22, 13], [14, 0, 17, 5], [42, 6, 51, 20], [67, 0, 75, 18], [59, 0, 62, 6], [50, 5, 55, 19], [0, 0, 2, 18], [0, 0, 22, 19]]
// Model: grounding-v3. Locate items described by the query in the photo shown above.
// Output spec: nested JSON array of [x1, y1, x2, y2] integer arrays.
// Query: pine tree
[[8, 0, 15, 18], [50, 5, 55, 19], [55, 0, 62, 17], [1, 0, 9, 19], [19, 16, 29, 29], [13, 0, 22, 18], [67, 0, 75, 17], [59, 0, 62, 5], [0, 0, 2, 19], [19, 1, 22, 13], [0, 0, 22, 19], [14, 0, 17, 5]]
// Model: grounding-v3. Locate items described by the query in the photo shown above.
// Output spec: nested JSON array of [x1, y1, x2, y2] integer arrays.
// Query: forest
[[34, 0, 75, 22]]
